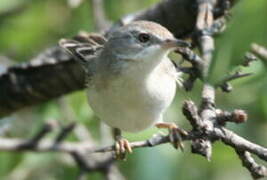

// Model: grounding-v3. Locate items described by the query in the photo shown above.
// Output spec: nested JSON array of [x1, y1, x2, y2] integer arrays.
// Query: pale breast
[[87, 60, 177, 132]]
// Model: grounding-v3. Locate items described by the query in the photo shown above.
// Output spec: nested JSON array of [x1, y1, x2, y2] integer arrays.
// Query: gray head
[[59, 21, 189, 76], [104, 21, 189, 61]]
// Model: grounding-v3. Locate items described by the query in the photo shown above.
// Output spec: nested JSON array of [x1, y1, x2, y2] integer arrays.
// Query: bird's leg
[[112, 128, 132, 160], [155, 122, 188, 151]]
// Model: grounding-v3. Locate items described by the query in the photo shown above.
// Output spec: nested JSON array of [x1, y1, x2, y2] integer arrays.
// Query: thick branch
[[0, 47, 85, 117]]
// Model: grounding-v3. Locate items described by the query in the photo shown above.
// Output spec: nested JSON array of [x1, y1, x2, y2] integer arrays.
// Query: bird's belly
[[87, 72, 176, 132]]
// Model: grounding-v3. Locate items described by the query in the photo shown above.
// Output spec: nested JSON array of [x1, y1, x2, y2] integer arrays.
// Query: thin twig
[[251, 43, 267, 64], [54, 122, 76, 144], [242, 52, 257, 67], [215, 71, 253, 90]]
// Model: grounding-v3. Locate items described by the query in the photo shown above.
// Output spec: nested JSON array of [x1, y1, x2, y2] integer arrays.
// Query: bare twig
[[251, 43, 267, 64], [1, 124, 267, 164], [243, 52, 258, 67], [0, 122, 115, 179], [175, 47, 203, 91], [219, 72, 252, 84], [182, 101, 203, 129], [54, 122, 76, 144], [17, 122, 52, 149], [215, 71, 253, 91], [216, 109, 248, 125], [214, 51, 256, 92], [236, 150, 267, 179]]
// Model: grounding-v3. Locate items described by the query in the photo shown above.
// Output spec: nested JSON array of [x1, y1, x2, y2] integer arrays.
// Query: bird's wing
[[59, 32, 106, 73], [59, 32, 107, 86]]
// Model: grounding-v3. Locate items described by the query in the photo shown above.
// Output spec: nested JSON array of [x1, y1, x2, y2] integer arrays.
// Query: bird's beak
[[161, 38, 190, 49]]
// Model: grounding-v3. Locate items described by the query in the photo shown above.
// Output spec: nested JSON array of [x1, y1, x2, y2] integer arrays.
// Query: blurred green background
[[0, 0, 267, 179]]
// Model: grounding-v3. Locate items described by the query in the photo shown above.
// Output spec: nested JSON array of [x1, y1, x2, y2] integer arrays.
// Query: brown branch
[[0, 47, 85, 117]]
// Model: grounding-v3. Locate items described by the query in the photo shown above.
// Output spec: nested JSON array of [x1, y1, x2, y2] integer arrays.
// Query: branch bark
[[1, 123, 266, 170]]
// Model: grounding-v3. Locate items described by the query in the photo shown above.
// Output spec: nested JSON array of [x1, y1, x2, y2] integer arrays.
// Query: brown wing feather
[[59, 32, 106, 65]]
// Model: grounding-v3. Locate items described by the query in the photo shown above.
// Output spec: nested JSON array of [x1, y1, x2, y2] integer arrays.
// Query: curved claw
[[155, 122, 188, 151], [169, 128, 184, 150], [115, 138, 132, 160]]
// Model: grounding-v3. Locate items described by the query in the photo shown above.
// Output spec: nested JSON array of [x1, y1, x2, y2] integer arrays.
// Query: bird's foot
[[155, 122, 188, 151], [114, 138, 132, 160]]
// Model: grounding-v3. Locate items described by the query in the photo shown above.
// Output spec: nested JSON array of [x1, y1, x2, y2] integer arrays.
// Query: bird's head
[[105, 21, 189, 62]]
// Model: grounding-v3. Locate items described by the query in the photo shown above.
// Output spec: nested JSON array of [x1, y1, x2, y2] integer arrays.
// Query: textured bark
[[0, 48, 85, 117]]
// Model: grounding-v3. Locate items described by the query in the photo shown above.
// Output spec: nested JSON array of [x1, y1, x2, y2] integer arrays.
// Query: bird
[[59, 21, 189, 159]]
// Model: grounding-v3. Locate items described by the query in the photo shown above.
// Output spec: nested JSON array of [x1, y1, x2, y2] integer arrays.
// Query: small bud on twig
[[217, 109, 248, 125]]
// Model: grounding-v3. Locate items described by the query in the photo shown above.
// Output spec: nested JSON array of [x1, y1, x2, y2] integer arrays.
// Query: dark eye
[[138, 33, 150, 43]]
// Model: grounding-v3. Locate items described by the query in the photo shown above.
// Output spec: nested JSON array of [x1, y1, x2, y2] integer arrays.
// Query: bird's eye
[[138, 33, 150, 43]]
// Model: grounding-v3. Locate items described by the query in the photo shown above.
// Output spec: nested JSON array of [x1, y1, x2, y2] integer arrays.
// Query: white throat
[[122, 47, 169, 80]]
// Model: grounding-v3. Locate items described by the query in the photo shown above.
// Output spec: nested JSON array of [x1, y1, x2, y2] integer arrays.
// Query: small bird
[[59, 21, 189, 159]]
